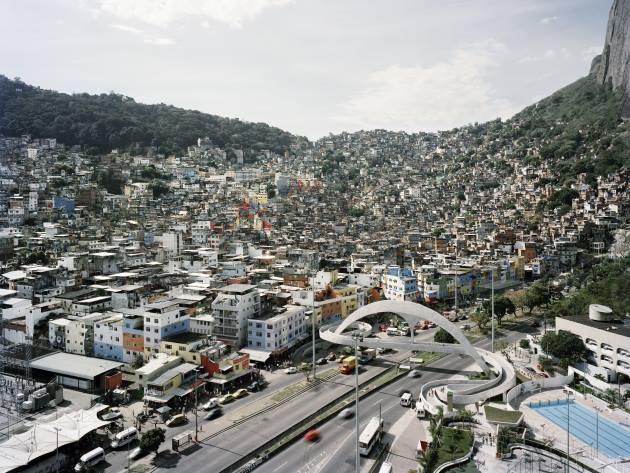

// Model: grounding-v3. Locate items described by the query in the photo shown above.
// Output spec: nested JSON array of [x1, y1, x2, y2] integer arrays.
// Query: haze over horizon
[[0, 0, 613, 139]]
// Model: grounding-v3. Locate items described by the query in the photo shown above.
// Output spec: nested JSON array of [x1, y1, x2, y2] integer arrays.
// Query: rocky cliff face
[[591, 0, 630, 117]]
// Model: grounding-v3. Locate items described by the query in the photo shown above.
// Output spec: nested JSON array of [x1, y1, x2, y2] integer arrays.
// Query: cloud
[[518, 48, 570, 64], [98, 0, 293, 28], [540, 16, 559, 25], [333, 42, 517, 133], [110, 23, 174, 45]]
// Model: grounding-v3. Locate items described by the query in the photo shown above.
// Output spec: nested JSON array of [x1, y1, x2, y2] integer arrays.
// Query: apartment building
[[211, 284, 260, 348], [246, 305, 307, 354], [93, 313, 124, 362], [142, 300, 190, 357], [383, 266, 420, 302]]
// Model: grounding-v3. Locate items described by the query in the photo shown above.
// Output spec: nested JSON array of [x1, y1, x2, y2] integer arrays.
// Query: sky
[[0, 0, 613, 140]]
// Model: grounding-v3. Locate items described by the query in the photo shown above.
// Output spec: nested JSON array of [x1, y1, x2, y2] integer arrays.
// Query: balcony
[[601, 343, 614, 353], [585, 338, 598, 349], [618, 348, 630, 359]]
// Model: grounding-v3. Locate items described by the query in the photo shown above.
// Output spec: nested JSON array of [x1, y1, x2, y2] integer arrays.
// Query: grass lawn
[[484, 405, 523, 425], [434, 428, 473, 468]]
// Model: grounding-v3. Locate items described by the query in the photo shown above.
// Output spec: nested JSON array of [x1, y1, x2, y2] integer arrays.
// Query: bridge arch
[[323, 300, 489, 373]]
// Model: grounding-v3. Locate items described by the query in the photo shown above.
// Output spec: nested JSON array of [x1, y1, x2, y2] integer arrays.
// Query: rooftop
[[31, 352, 122, 379], [219, 284, 257, 294], [561, 315, 630, 338]]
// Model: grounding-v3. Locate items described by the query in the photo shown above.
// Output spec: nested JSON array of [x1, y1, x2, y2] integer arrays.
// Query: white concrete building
[[555, 304, 630, 380], [141, 300, 189, 357], [212, 284, 260, 348], [190, 313, 214, 336], [246, 305, 307, 353]]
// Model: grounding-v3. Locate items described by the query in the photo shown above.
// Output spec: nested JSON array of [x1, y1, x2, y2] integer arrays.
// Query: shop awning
[[240, 348, 272, 362]]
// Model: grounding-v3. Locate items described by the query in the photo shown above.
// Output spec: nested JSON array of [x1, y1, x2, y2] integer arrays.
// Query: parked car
[[233, 388, 249, 399], [284, 366, 298, 374], [247, 381, 260, 392], [165, 414, 187, 427], [100, 407, 122, 421], [326, 352, 337, 361], [316, 357, 327, 365], [219, 393, 235, 404], [204, 407, 223, 420], [201, 398, 219, 410], [337, 408, 354, 419], [128, 447, 147, 461], [407, 369, 422, 378]]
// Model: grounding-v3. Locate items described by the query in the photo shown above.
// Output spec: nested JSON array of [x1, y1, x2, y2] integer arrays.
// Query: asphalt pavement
[[102, 317, 535, 473], [256, 318, 536, 473]]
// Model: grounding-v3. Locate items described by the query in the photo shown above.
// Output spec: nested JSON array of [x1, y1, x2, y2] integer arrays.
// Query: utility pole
[[311, 308, 316, 382], [54, 426, 60, 473], [353, 329, 362, 473], [491, 267, 495, 353], [194, 370, 199, 441], [566, 391, 571, 473]]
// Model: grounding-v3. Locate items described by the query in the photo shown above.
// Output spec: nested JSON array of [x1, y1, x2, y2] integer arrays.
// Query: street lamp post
[[491, 267, 495, 353], [353, 329, 362, 473], [566, 391, 572, 473], [312, 311, 316, 381], [54, 426, 60, 473], [194, 370, 199, 441]]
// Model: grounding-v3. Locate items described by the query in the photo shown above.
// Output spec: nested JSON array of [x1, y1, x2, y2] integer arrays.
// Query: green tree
[[539, 330, 586, 362], [523, 282, 550, 314], [434, 328, 456, 344], [139, 427, 165, 454], [471, 309, 489, 330]]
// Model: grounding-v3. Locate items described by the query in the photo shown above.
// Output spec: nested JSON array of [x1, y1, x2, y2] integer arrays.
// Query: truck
[[339, 356, 357, 374], [359, 348, 377, 364]]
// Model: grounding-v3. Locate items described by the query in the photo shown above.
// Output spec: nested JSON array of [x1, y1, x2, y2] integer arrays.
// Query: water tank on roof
[[588, 304, 613, 321]]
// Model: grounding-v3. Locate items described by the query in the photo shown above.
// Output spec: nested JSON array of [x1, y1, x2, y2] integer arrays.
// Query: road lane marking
[[272, 461, 288, 472]]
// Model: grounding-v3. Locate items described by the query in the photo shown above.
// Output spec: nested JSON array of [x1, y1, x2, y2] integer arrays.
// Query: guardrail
[[506, 372, 573, 409], [507, 441, 599, 473], [433, 442, 475, 473]]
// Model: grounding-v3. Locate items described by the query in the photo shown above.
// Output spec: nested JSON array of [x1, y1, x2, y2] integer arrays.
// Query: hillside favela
[[0, 1, 628, 473]]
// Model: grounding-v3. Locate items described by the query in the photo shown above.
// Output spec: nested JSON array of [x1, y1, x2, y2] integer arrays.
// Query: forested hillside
[[0, 75, 301, 156]]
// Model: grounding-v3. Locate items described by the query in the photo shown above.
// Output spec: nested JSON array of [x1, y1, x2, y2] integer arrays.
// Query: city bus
[[359, 416, 384, 456]]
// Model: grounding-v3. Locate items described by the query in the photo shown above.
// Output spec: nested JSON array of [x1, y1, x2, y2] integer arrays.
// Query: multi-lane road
[[257, 320, 535, 473], [103, 318, 534, 473]]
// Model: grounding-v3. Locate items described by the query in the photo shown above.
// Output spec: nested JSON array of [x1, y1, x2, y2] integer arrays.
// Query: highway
[[103, 318, 534, 473], [257, 320, 535, 473]]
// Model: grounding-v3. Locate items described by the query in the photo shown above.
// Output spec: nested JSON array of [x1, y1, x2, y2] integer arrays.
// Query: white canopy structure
[[0, 404, 110, 472]]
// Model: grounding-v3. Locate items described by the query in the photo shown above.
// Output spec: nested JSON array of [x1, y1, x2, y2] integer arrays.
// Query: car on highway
[[316, 357, 327, 365], [201, 398, 219, 410], [304, 429, 320, 442], [337, 408, 354, 419], [165, 414, 187, 427], [284, 366, 298, 374], [219, 393, 236, 404], [233, 388, 249, 399], [407, 369, 422, 378], [204, 407, 223, 420]]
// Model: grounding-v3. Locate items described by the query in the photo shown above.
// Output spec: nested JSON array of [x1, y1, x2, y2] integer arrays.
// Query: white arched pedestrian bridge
[[319, 300, 516, 410]]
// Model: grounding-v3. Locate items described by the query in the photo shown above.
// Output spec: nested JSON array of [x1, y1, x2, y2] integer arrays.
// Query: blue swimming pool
[[528, 399, 630, 459]]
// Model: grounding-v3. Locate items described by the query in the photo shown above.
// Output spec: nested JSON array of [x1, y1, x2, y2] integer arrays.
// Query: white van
[[400, 392, 413, 407], [378, 461, 393, 473], [74, 447, 105, 472], [111, 427, 138, 448]]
